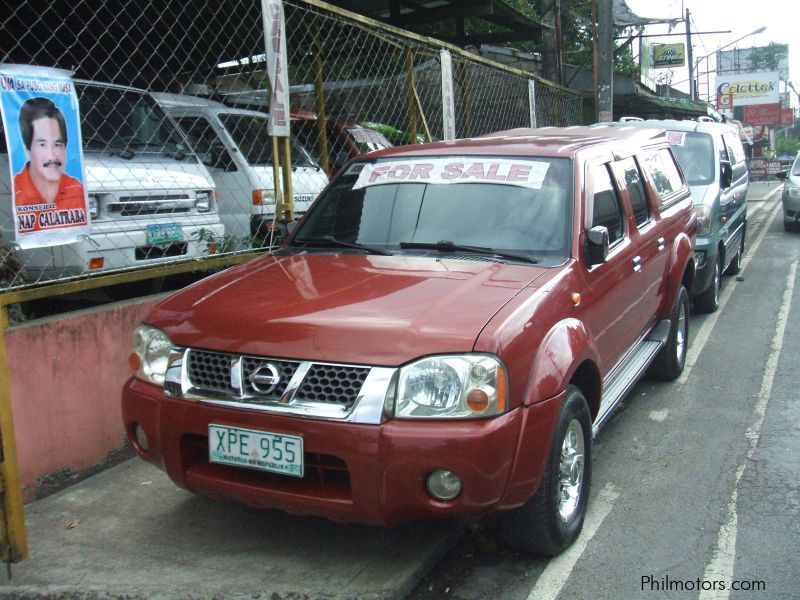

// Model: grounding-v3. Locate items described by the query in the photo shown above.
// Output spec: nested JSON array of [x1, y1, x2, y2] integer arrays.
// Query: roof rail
[[619, 116, 643, 122]]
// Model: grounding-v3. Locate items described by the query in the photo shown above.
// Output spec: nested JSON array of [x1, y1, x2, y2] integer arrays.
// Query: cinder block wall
[[7, 296, 162, 502]]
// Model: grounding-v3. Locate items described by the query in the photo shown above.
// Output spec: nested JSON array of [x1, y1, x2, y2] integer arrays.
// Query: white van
[[0, 79, 225, 281], [153, 93, 329, 246]]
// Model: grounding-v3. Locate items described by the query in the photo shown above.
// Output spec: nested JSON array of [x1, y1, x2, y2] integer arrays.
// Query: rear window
[[642, 147, 686, 205]]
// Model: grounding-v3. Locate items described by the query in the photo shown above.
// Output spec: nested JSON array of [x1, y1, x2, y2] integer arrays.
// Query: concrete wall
[[6, 296, 162, 502]]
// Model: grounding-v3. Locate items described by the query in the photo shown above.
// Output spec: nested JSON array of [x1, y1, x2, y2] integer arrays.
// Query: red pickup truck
[[122, 126, 696, 555]]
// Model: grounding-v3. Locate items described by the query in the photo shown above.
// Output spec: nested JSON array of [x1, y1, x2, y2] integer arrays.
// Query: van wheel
[[694, 256, 720, 313], [649, 285, 689, 381], [724, 237, 744, 276], [500, 385, 591, 556]]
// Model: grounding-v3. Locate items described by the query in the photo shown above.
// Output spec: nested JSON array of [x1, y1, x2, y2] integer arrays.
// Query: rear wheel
[[694, 256, 720, 313], [649, 285, 689, 381], [500, 385, 591, 555]]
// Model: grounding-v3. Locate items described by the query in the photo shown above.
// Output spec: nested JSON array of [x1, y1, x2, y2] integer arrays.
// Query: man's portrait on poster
[[13, 96, 87, 231]]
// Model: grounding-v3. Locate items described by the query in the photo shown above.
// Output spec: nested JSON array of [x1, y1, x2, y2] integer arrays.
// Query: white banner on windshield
[[440, 50, 456, 141], [352, 158, 551, 190], [262, 0, 290, 136]]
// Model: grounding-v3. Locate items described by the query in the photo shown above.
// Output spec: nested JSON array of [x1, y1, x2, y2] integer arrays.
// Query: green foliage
[[745, 43, 788, 73], [192, 228, 260, 254]]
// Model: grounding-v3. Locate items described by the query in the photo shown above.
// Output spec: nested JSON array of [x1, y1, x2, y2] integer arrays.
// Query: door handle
[[632, 256, 642, 271], [657, 237, 666, 251]]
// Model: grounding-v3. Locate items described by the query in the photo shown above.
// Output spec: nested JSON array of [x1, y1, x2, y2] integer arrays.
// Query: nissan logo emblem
[[249, 363, 281, 394]]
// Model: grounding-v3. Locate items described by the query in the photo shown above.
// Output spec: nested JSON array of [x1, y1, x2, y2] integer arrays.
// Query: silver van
[[153, 93, 329, 247], [0, 78, 224, 281], [601, 117, 749, 312]]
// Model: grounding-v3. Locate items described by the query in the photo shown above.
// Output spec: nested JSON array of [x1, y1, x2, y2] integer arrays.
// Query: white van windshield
[[666, 131, 715, 186], [219, 113, 318, 168], [79, 85, 188, 156]]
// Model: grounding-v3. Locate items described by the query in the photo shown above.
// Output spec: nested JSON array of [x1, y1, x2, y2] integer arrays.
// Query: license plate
[[208, 424, 304, 477], [146, 222, 183, 245]]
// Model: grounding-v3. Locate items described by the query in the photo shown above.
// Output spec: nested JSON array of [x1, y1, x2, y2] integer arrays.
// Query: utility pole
[[596, 0, 614, 121], [538, 0, 563, 85], [686, 8, 695, 101]]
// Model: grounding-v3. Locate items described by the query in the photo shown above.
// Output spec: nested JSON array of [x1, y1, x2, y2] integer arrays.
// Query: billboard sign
[[715, 71, 780, 106], [743, 103, 782, 125], [653, 44, 685, 68]]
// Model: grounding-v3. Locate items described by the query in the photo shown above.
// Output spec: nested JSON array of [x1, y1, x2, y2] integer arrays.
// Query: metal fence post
[[312, 17, 331, 172], [0, 303, 28, 574]]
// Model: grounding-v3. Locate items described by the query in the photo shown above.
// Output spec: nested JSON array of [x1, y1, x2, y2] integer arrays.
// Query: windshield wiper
[[293, 235, 393, 256], [399, 240, 538, 264]]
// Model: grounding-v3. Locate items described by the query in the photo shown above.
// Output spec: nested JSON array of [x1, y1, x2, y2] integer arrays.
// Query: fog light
[[426, 469, 462, 501], [134, 424, 149, 452]]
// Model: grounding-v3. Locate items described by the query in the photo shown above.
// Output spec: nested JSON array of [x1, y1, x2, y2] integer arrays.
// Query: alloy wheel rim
[[676, 297, 687, 362], [558, 419, 585, 522]]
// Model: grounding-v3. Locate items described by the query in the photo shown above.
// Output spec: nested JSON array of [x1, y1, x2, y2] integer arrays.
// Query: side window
[[723, 133, 747, 180], [590, 164, 625, 245], [176, 116, 236, 171], [619, 157, 651, 227], [642, 148, 685, 206]]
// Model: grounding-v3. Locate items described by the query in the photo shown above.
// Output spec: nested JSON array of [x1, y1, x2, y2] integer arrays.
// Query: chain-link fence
[[0, 0, 582, 294]]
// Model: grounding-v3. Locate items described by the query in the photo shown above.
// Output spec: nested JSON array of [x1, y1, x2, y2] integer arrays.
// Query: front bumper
[[692, 235, 718, 296], [122, 377, 561, 525], [782, 192, 800, 223]]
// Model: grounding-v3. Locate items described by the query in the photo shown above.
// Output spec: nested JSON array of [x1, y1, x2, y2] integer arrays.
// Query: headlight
[[129, 324, 173, 386], [196, 190, 214, 213], [88, 194, 100, 219], [389, 355, 508, 419], [787, 184, 800, 199], [252, 189, 277, 206], [695, 204, 712, 236]]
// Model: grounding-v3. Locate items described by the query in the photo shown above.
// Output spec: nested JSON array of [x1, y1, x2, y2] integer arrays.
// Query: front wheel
[[694, 256, 720, 313], [500, 385, 591, 555], [649, 285, 689, 381]]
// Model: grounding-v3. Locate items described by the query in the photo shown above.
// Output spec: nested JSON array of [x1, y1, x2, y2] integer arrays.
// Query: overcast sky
[[625, 0, 799, 103]]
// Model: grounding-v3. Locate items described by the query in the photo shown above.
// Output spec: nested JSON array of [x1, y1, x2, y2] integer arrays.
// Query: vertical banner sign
[[528, 79, 537, 128], [0, 65, 90, 249], [262, 0, 290, 137], [440, 50, 456, 141]]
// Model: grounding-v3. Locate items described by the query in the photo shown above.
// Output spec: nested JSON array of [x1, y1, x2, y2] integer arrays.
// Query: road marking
[[678, 200, 782, 385], [699, 261, 796, 600], [526, 483, 620, 600], [648, 409, 669, 422]]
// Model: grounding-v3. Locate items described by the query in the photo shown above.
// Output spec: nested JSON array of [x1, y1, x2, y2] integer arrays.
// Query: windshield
[[219, 113, 318, 168], [291, 157, 572, 265], [78, 85, 188, 154], [793, 156, 800, 176], [666, 131, 714, 185]]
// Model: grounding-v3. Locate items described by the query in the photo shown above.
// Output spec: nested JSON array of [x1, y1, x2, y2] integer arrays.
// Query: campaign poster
[[0, 65, 90, 249]]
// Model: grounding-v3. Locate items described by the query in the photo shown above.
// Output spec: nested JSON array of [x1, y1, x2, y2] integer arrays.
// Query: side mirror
[[585, 226, 609, 266], [775, 170, 789, 181], [720, 160, 733, 189]]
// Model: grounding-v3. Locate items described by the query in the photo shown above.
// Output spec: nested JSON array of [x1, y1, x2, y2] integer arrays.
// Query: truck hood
[[84, 153, 212, 193], [148, 253, 549, 365]]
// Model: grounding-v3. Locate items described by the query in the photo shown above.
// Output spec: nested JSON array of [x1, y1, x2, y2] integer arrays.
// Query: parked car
[[122, 125, 696, 555], [602, 117, 749, 312], [291, 111, 392, 176], [154, 94, 329, 246], [0, 78, 224, 280], [776, 154, 800, 231]]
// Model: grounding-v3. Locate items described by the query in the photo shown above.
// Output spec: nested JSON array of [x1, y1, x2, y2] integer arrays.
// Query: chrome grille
[[185, 349, 370, 409]]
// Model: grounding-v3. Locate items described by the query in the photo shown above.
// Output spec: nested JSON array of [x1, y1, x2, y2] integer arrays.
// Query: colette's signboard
[[715, 71, 780, 107], [743, 103, 782, 126], [653, 44, 685, 68], [350, 159, 551, 190]]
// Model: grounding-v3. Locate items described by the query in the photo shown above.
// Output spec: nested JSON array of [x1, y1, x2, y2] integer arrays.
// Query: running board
[[592, 319, 671, 437]]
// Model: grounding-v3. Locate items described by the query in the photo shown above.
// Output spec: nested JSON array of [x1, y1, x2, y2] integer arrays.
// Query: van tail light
[[252, 189, 277, 206], [89, 257, 104, 270]]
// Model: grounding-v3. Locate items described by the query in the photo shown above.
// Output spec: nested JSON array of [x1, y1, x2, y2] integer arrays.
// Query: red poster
[[743, 103, 782, 126], [783, 107, 794, 126]]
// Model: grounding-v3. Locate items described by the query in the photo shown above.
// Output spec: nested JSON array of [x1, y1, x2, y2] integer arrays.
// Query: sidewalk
[[0, 459, 463, 599]]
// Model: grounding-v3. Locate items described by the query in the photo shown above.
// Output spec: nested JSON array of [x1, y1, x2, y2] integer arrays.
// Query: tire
[[723, 236, 744, 276], [694, 256, 720, 313], [784, 221, 797, 233], [500, 385, 591, 556], [648, 284, 689, 381]]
